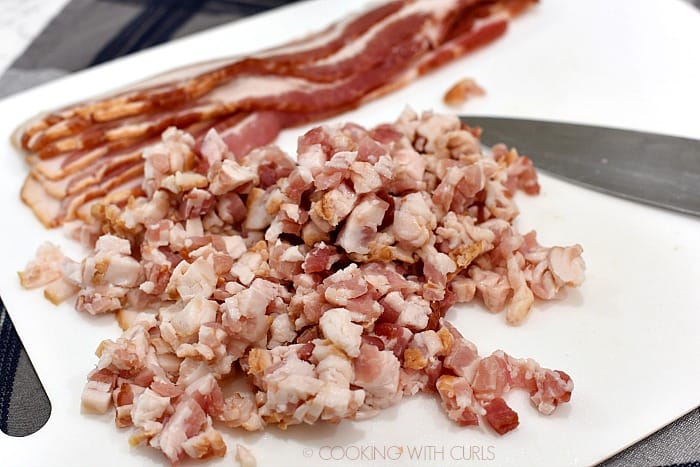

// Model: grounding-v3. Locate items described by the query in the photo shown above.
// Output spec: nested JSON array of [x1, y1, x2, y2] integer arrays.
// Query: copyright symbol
[[303, 447, 313, 458]]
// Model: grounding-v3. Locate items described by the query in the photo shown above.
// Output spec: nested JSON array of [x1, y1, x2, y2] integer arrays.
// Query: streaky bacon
[[13, 0, 537, 228]]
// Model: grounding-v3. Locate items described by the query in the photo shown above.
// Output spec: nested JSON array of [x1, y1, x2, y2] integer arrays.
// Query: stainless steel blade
[[460, 116, 700, 217]]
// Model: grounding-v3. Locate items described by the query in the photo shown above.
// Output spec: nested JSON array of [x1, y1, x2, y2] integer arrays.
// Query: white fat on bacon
[[336, 194, 389, 254], [392, 192, 436, 248], [166, 257, 217, 301], [143, 127, 196, 196], [131, 388, 171, 437], [319, 308, 363, 358], [18, 242, 65, 288]]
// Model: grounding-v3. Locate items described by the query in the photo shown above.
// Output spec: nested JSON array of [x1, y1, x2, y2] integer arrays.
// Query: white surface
[[0, 0, 699, 466], [0, 0, 70, 74]]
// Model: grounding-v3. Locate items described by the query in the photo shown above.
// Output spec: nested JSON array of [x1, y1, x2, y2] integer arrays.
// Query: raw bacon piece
[[443, 77, 486, 106], [353, 342, 401, 409], [302, 243, 342, 273], [236, 444, 257, 467], [18, 242, 65, 288], [484, 397, 519, 434], [154, 397, 226, 463], [436, 375, 483, 426]]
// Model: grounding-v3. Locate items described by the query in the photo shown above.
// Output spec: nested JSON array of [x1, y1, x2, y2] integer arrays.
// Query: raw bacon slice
[[13, 0, 537, 228]]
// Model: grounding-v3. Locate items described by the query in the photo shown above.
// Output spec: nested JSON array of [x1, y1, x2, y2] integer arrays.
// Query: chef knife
[[460, 116, 700, 218]]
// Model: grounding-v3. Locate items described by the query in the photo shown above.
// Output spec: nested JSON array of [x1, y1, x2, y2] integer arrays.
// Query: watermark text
[[302, 443, 496, 462]]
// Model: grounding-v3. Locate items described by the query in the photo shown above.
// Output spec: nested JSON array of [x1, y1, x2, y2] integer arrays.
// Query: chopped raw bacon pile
[[20, 110, 583, 464], [12, 0, 537, 228]]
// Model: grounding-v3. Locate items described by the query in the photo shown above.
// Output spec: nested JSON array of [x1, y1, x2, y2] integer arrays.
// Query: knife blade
[[460, 116, 700, 217]]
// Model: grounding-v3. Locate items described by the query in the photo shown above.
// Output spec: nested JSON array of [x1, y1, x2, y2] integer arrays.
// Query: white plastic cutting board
[[0, 1, 699, 466]]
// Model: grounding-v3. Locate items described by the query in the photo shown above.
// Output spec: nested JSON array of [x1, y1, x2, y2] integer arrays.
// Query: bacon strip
[[14, 0, 537, 228], [13, 0, 407, 146]]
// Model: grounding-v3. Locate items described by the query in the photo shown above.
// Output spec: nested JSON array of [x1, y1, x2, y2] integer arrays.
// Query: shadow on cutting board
[[0, 298, 51, 436]]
